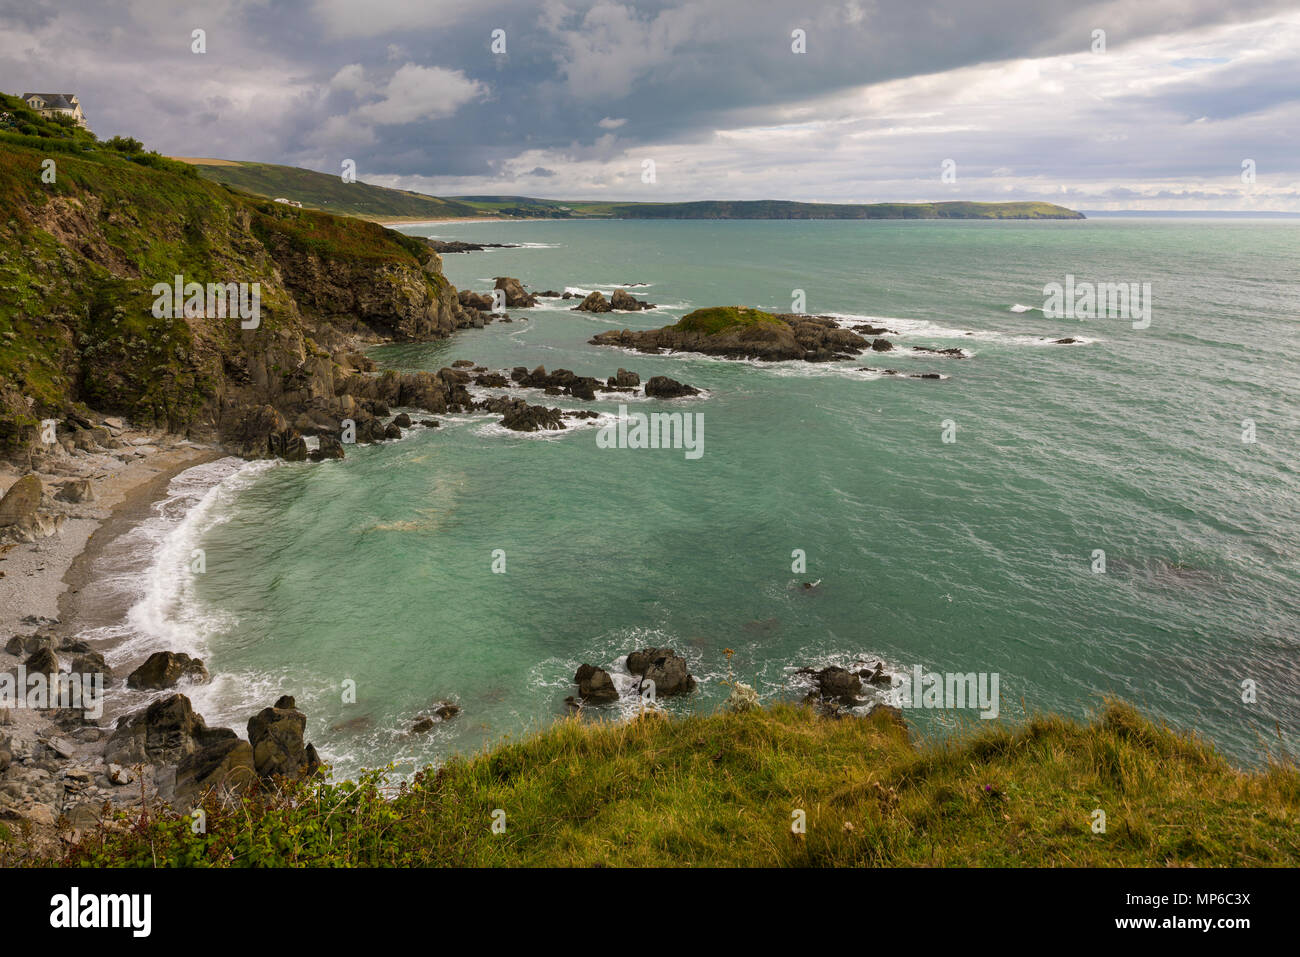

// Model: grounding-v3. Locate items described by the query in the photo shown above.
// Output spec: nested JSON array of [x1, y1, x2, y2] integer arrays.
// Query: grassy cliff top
[[180, 158, 481, 220], [25, 702, 1298, 867], [674, 306, 782, 335]]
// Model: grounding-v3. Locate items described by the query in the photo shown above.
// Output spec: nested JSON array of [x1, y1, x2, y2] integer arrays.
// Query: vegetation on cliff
[[0, 96, 465, 454], [12, 702, 1295, 867]]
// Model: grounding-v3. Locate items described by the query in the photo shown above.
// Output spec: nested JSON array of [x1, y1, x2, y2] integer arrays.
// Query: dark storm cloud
[[0, 0, 1297, 207]]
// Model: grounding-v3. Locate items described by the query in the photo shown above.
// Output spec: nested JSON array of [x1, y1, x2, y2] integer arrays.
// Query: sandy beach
[[0, 430, 224, 844]]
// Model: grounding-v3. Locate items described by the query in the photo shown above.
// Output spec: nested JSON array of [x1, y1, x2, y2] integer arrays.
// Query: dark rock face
[[494, 276, 538, 307], [106, 694, 237, 766], [609, 288, 654, 311], [459, 289, 495, 311], [6, 634, 54, 657], [609, 368, 640, 388], [225, 404, 311, 461], [911, 346, 966, 358], [247, 695, 322, 782], [573, 291, 612, 313], [574, 664, 620, 702], [591, 313, 869, 362], [625, 648, 697, 696], [175, 737, 256, 803], [871, 338, 894, 352], [425, 240, 520, 253], [495, 399, 566, 432], [804, 666, 863, 705], [24, 647, 60, 677], [508, 366, 606, 402], [644, 376, 701, 399], [308, 434, 345, 461], [126, 651, 210, 690]]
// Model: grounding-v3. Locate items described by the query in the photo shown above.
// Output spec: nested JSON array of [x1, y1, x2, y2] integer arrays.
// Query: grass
[[674, 306, 783, 335], [11, 702, 1296, 867]]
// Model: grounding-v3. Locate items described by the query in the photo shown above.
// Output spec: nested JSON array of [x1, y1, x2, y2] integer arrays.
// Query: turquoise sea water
[[106, 219, 1300, 776]]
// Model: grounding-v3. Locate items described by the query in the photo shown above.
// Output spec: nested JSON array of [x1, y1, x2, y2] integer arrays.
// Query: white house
[[21, 93, 90, 131]]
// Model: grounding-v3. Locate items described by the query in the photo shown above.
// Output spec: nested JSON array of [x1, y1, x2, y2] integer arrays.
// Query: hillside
[[165, 158, 1086, 222], [451, 196, 1086, 220], [24, 702, 1299, 867], [180, 157, 480, 220], [0, 94, 478, 457]]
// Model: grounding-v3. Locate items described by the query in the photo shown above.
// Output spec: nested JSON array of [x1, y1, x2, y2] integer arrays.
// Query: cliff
[[0, 95, 478, 458]]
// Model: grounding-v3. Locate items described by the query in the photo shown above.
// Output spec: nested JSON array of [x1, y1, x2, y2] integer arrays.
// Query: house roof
[[21, 93, 80, 110]]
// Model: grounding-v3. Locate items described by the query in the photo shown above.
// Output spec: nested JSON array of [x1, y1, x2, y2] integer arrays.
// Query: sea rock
[[497, 400, 566, 432], [608, 368, 640, 388], [24, 647, 60, 677], [105, 694, 238, 766], [573, 291, 612, 313], [411, 717, 435, 734], [625, 648, 697, 696], [590, 311, 868, 363], [175, 737, 257, 802], [805, 666, 862, 705], [0, 474, 42, 527], [6, 635, 55, 657], [610, 289, 654, 311], [308, 434, 345, 461], [126, 651, 210, 690], [644, 376, 701, 399], [493, 276, 538, 308], [870, 338, 894, 352], [247, 695, 322, 782], [393, 412, 412, 427], [574, 664, 619, 702], [458, 289, 494, 311]]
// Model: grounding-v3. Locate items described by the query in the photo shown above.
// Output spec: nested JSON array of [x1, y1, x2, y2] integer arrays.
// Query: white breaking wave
[[90, 457, 275, 669]]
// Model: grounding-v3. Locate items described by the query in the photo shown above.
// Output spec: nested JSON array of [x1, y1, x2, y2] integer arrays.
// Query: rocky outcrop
[[493, 398, 566, 432], [425, 240, 520, 253], [247, 695, 322, 782], [126, 651, 210, 690], [643, 376, 701, 399], [573, 291, 612, 313], [626, 648, 697, 696], [804, 666, 862, 705], [174, 738, 256, 803], [0, 474, 41, 527], [610, 289, 654, 311], [574, 664, 619, 702], [105, 694, 238, 766], [608, 368, 640, 388], [590, 310, 870, 362], [494, 276, 538, 308]]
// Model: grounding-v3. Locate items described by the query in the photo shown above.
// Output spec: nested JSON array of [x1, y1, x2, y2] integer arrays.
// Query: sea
[[76, 217, 1300, 777]]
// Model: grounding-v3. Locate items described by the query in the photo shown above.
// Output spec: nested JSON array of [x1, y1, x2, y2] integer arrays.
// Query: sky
[[2, 0, 1298, 210]]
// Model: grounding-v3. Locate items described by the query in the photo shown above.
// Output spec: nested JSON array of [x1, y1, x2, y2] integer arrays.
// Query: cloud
[[0, 1, 1296, 209]]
